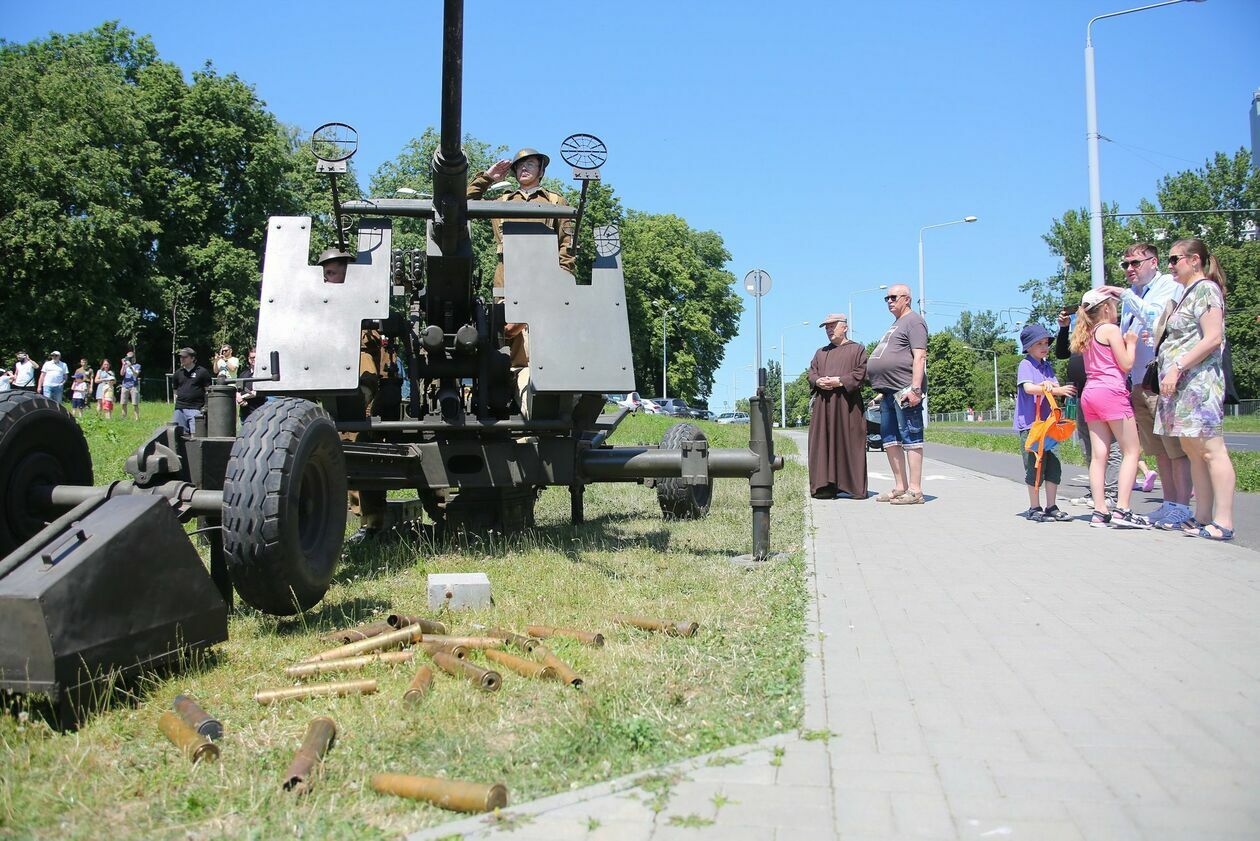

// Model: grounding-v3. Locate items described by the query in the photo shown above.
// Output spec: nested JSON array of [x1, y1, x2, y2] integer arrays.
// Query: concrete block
[[427, 571, 492, 610]]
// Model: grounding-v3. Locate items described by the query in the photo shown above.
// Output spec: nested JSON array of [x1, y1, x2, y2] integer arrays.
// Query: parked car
[[692, 409, 716, 421], [613, 391, 644, 412], [646, 397, 692, 417], [639, 398, 663, 414], [865, 401, 884, 451], [716, 411, 750, 424]]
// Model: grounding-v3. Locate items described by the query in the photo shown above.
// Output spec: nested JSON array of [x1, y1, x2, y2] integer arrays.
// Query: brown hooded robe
[[807, 341, 869, 498]]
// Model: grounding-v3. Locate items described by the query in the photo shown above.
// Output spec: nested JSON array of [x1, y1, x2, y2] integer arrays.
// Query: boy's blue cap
[[1020, 323, 1053, 352]]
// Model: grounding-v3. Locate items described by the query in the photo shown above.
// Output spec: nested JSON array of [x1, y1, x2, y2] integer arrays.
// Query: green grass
[[1, 409, 807, 839], [926, 428, 1260, 493], [939, 415, 1260, 433]]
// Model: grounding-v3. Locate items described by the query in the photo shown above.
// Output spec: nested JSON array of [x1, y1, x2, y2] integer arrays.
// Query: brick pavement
[[411, 434, 1260, 840]]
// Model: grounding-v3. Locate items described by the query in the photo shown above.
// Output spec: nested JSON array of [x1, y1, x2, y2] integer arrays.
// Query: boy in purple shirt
[[1015, 324, 1077, 522]]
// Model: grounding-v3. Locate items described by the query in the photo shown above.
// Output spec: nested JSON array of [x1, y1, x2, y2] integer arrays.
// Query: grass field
[[1, 404, 806, 839], [939, 415, 1260, 433]]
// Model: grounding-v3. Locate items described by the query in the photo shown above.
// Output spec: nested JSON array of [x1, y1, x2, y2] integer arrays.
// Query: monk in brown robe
[[807, 313, 869, 499]]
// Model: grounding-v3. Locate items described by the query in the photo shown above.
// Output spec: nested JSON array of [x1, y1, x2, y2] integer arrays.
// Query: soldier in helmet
[[318, 248, 402, 545]]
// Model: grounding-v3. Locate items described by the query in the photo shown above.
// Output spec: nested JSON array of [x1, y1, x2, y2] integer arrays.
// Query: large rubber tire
[[656, 422, 713, 520], [0, 391, 93, 556], [222, 397, 347, 615]]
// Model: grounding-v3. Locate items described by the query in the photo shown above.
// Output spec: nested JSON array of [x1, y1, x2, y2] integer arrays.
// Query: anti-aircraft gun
[[0, 0, 782, 726]]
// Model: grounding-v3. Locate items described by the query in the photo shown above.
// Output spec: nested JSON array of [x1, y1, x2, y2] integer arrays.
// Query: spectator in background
[[236, 347, 266, 421], [13, 352, 37, 391], [38, 350, 69, 402], [214, 345, 239, 378], [119, 352, 142, 420], [1014, 324, 1076, 522], [74, 358, 94, 402], [94, 359, 116, 418], [172, 347, 211, 434], [70, 372, 88, 417], [806, 313, 869, 500], [0, 367, 13, 392], [1056, 308, 1120, 509], [866, 284, 929, 505]]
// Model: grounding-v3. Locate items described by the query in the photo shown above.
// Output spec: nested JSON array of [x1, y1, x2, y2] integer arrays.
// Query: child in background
[[99, 378, 115, 419], [1071, 288, 1149, 529], [1014, 324, 1077, 521], [70, 372, 88, 417]]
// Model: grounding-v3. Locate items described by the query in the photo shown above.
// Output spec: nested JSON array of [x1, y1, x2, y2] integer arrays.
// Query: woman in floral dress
[[1154, 238, 1234, 540]]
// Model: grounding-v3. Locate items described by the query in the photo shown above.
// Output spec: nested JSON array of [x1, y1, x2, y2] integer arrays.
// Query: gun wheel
[[656, 422, 712, 520], [0, 392, 93, 556], [222, 397, 347, 615]]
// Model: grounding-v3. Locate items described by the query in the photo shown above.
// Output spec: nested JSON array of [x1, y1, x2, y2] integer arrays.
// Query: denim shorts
[[879, 390, 924, 450]]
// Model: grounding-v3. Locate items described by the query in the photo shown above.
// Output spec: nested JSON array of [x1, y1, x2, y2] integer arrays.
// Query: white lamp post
[[654, 301, 676, 400], [769, 321, 810, 429], [918, 216, 977, 425], [1085, 0, 1204, 287], [848, 285, 887, 340], [964, 346, 1000, 421]]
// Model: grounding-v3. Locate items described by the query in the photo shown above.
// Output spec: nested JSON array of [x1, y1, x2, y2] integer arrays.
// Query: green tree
[[785, 371, 812, 427], [948, 309, 1005, 350], [925, 333, 974, 414]]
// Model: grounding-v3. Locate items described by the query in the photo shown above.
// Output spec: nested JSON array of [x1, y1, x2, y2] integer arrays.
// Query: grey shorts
[[119, 386, 140, 404], [1129, 384, 1184, 459]]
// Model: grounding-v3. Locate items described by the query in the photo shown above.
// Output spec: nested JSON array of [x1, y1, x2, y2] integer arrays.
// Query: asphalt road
[[937, 424, 1260, 452], [921, 441, 1259, 552]]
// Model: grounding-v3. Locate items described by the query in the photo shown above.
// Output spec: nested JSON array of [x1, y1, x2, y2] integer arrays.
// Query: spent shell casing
[[254, 679, 378, 705], [526, 625, 605, 647], [612, 615, 700, 638], [387, 614, 448, 636], [484, 648, 556, 681], [303, 625, 426, 663], [423, 636, 504, 649], [282, 716, 337, 795], [158, 710, 220, 764], [487, 628, 541, 652], [284, 650, 414, 679], [172, 693, 223, 741], [534, 645, 584, 688], [370, 773, 507, 813], [432, 651, 501, 692], [417, 640, 468, 660], [403, 665, 434, 706], [319, 619, 393, 645]]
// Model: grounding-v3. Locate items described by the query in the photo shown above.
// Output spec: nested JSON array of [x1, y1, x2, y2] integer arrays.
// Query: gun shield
[[487, 628, 541, 652], [431, 651, 501, 691], [172, 694, 223, 741], [418, 640, 468, 660], [526, 625, 604, 647], [282, 717, 337, 795], [284, 650, 414, 679], [254, 679, 378, 705], [320, 620, 393, 645], [534, 646, 584, 688], [158, 710, 220, 764], [612, 615, 700, 637], [387, 614, 449, 636], [370, 773, 508, 813], [303, 625, 426, 663], [403, 665, 434, 706], [484, 648, 555, 681]]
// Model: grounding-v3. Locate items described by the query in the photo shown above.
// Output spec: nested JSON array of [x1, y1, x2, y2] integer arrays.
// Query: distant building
[[1251, 89, 1260, 171]]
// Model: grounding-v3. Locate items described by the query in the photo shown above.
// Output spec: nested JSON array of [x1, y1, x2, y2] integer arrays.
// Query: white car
[[716, 411, 750, 424], [614, 391, 644, 412], [640, 398, 663, 414]]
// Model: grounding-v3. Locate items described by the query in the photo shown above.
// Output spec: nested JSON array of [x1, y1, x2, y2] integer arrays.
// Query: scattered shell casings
[[431, 651, 501, 692], [387, 614, 448, 636], [370, 773, 507, 813], [302, 625, 426, 663], [526, 625, 605, 647], [284, 650, 414, 679], [403, 665, 434, 706], [533, 645, 584, 688], [423, 636, 505, 650], [172, 693, 223, 741], [612, 615, 700, 638], [158, 710, 220, 763], [282, 716, 337, 795], [254, 679, 378, 706], [417, 640, 468, 660], [319, 619, 393, 645], [486, 628, 541, 652], [484, 648, 556, 681]]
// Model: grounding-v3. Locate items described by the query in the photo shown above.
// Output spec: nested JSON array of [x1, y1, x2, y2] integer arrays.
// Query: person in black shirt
[[236, 347, 267, 422], [171, 347, 211, 434]]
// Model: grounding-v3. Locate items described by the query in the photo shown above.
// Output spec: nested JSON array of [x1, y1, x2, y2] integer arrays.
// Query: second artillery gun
[[0, 0, 782, 725]]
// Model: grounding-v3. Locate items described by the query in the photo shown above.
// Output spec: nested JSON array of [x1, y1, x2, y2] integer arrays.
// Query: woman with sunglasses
[[1154, 238, 1235, 540]]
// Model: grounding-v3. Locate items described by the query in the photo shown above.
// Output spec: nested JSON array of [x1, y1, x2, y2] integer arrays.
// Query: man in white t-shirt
[[12, 352, 37, 391], [38, 350, 70, 402]]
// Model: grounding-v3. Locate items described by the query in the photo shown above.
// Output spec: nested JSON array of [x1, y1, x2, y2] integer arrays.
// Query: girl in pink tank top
[[1070, 290, 1147, 529]]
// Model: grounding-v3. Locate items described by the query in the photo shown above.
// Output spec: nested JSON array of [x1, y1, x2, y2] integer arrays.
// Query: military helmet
[[510, 148, 549, 174], [317, 247, 353, 266]]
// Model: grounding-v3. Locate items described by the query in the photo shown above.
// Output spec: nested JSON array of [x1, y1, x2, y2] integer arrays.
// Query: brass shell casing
[[403, 665, 434, 706], [487, 628, 541, 652], [282, 716, 337, 794], [303, 626, 426, 663], [526, 625, 605, 647], [158, 710, 220, 764], [172, 693, 223, 741], [370, 773, 508, 813], [534, 646, 584, 688], [432, 651, 501, 691], [483, 648, 556, 681], [320, 619, 393, 645], [417, 640, 468, 660], [284, 650, 414, 679], [254, 679, 378, 705], [387, 614, 449, 636], [424, 636, 504, 649], [612, 615, 700, 637]]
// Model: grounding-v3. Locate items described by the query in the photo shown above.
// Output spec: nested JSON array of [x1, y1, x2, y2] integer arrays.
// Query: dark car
[[648, 398, 692, 418], [865, 402, 884, 451]]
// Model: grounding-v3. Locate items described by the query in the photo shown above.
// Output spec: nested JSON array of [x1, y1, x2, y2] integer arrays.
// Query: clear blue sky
[[6, 1, 1258, 409]]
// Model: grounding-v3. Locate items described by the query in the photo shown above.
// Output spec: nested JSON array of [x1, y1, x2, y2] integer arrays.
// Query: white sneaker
[[1070, 493, 1094, 508]]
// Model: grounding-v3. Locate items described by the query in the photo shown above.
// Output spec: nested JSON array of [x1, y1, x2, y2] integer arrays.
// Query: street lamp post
[[1085, 0, 1204, 288], [770, 321, 811, 429], [964, 346, 1000, 422], [848, 285, 887, 340], [654, 301, 676, 400], [918, 216, 977, 424]]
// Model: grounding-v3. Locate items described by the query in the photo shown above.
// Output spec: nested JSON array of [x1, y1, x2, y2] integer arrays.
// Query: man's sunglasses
[[1119, 256, 1154, 269], [883, 294, 906, 302]]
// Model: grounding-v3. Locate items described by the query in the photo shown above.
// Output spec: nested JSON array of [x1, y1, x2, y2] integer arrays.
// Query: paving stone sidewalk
[[412, 434, 1260, 840]]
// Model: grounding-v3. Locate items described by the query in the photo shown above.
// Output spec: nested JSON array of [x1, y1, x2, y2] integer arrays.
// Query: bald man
[[866, 283, 929, 504]]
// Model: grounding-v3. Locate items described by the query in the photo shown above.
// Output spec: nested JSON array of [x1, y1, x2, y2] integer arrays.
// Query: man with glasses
[[867, 284, 929, 504], [1109, 242, 1191, 528], [235, 347, 266, 422]]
